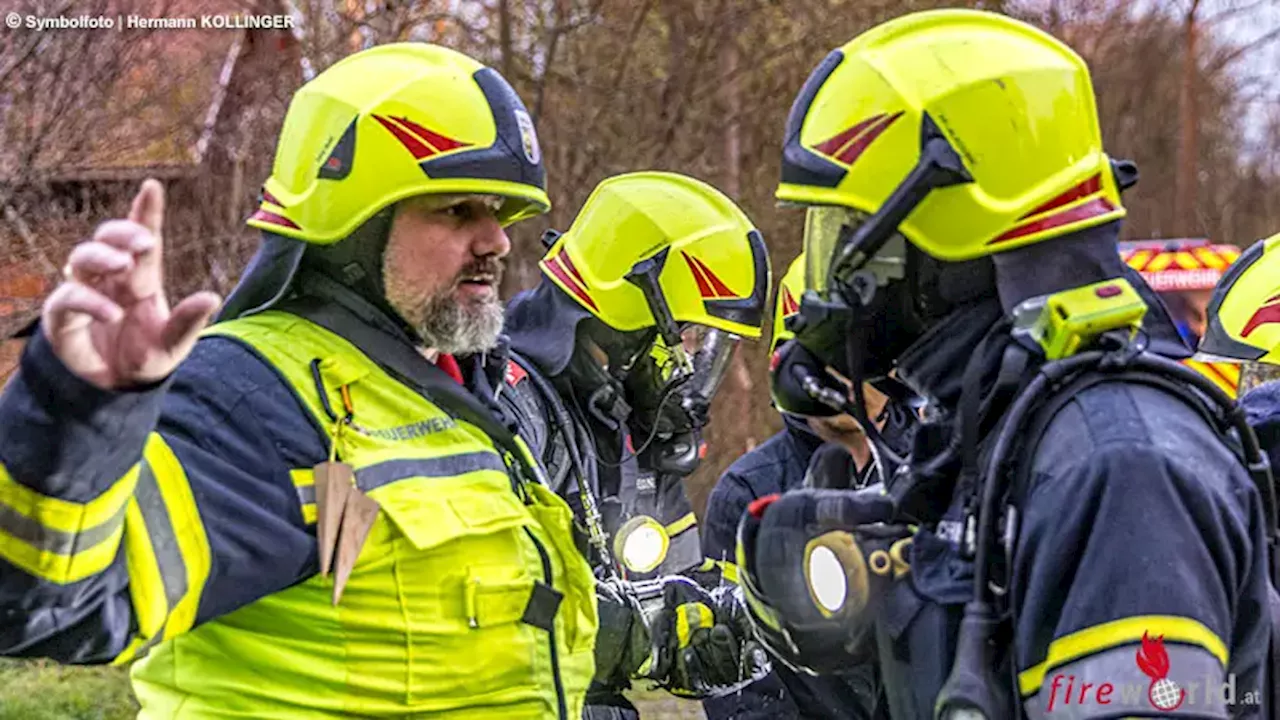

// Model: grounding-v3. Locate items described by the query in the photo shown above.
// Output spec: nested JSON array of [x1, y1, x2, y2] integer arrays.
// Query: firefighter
[[496, 170, 774, 714], [1119, 239, 1243, 396], [736, 10, 1273, 720], [0, 43, 701, 719], [1200, 232, 1280, 475], [699, 253, 914, 720]]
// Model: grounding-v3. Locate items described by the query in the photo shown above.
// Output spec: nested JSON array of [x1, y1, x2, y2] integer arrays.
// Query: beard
[[415, 291, 505, 355], [386, 257, 506, 356]]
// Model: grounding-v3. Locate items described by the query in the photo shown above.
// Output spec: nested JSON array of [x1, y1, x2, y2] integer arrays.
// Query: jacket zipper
[[524, 527, 568, 720]]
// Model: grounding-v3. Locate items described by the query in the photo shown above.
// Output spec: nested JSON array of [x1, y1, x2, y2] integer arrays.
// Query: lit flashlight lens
[[808, 545, 848, 612]]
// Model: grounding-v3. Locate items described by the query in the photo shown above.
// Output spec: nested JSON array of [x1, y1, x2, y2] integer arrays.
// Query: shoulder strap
[[504, 352, 573, 493], [279, 295, 548, 488]]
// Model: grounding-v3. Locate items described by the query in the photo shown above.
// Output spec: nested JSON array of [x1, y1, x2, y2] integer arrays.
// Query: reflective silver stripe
[[135, 462, 188, 609], [296, 484, 316, 506], [355, 452, 508, 492], [1022, 643, 1230, 719], [0, 489, 126, 557]]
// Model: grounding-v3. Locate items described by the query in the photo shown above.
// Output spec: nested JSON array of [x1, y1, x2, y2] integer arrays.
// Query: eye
[[443, 203, 475, 222]]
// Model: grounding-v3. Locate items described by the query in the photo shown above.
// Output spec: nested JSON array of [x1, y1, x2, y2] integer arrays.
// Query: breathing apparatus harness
[[772, 114, 1280, 720]]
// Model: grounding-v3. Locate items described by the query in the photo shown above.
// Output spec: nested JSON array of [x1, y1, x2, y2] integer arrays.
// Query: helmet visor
[[803, 205, 865, 295]]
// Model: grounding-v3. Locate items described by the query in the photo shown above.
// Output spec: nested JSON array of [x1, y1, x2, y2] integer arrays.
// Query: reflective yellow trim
[[697, 558, 740, 584], [665, 512, 697, 538], [290, 469, 314, 488], [121, 496, 166, 650], [114, 436, 212, 664], [0, 463, 137, 584], [717, 560, 739, 584], [147, 436, 211, 641], [301, 504, 317, 525], [0, 513, 127, 583], [1017, 615, 1228, 696], [676, 602, 714, 647], [0, 461, 138, 532]]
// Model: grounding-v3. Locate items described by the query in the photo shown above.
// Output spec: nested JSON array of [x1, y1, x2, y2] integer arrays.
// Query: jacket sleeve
[[701, 470, 752, 564], [1012, 438, 1271, 719], [0, 331, 325, 665]]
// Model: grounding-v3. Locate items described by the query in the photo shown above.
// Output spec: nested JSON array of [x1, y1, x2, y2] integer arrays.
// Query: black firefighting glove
[[736, 488, 913, 676], [646, 576, 771, 698], [591, 578, 655, 692]]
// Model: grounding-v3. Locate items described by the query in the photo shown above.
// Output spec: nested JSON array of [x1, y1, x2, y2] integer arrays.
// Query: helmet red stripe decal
[[373, 114, 435, 160], [262, 189, 284, 207], [393, 115, 469, 153], [692, 256, 737, 297], [544, 256, 599, 311], [250, 209, 300, 230], [682, 251, 717, 298], [1242, 300, 1280, 338], [833, 111, 904, 166], [813, 113, 887, 157], [988, 197, 1116, 245], [782, 287, 799, 315], [1018, 174, 1102, 220], [559, 249, 590, 287]]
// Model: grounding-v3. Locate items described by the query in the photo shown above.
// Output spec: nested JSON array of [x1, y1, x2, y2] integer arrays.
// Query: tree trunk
[[1177, 0, 1201, 235]]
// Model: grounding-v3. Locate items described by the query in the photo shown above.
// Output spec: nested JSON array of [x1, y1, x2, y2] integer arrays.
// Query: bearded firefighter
[[0, 43, 732, 719]]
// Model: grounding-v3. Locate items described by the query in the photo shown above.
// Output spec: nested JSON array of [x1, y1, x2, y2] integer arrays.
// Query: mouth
[[455, 270, 499, 298]]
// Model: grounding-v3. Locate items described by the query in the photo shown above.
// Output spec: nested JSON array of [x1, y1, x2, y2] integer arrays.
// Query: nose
[[472, 215, 510, 259]]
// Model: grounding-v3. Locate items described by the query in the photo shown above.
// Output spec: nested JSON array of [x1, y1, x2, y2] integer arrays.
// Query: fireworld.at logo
[[1043, 631, 1262, 713], [1136, 632, 1184, 710]]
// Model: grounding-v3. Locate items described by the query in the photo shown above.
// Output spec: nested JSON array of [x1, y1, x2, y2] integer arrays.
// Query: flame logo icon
[[1136, 632, 1186, 711]]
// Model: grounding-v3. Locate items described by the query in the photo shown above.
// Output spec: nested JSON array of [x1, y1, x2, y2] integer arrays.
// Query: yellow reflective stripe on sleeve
[[113, 435, 211, 665], [665, 512, 697, 538], [120, 495, 166, 658], [0, 462, 139, 584], [291, 469, 316, 525], [1017, 615, 1228, 696]]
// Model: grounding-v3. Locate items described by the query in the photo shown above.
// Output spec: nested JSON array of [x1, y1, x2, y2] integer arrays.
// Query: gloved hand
[[645, 576, 772, 699], [735, 487, 912, 676], [591, 577, 655, 691]]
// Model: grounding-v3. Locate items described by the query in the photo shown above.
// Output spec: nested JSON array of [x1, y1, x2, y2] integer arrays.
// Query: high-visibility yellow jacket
[[0, 309, 597, 718]]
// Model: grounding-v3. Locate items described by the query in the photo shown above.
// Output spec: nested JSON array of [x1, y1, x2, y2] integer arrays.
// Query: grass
[[0, 660, 137, 720], [0, 659, 704, 719]]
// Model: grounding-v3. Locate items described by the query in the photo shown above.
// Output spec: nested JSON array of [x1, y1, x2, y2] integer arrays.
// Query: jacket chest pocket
[[373, 473, 548, 709]]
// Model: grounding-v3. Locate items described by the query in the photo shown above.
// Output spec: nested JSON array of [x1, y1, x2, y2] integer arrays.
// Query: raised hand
[[40, 179, 222, 390]]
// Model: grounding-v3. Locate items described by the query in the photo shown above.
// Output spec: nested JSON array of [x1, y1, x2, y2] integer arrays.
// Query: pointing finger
[[129, 179, 165, 241], [126, 180, 165, 294]]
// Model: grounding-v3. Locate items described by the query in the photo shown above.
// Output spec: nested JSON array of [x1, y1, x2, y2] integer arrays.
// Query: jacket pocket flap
[[469, 577, 535, 629], [377, 477, 531, 551]]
